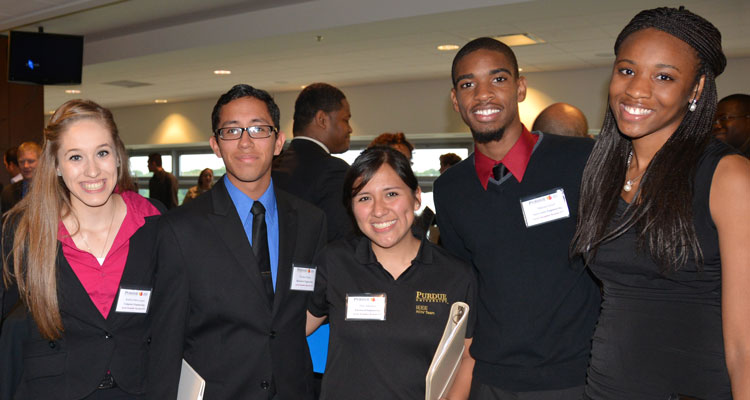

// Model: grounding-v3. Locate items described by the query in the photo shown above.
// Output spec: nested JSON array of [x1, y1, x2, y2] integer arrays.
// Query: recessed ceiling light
[[65, 89, 81, 94], [437, 44, 460, 51], [492, 33, 544, 47], [213, 70, 232, 75], [519, 68, 524, 72], [47, 110, 55, 115], [154, 99, 168, 103], [300, 85, 306, 89]]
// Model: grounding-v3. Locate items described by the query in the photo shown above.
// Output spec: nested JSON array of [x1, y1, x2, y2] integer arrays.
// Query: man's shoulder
[[536, 133, 595, 158], [276, 188, 326, 221]]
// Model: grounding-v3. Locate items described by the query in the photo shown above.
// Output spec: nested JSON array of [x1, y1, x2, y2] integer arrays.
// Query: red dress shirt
[[58, 191, 160, 318], [474, 125, 538, 190]]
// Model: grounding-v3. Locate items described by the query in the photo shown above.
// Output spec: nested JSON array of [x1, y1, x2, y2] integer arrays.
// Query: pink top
[[58, 191, 160, 319]]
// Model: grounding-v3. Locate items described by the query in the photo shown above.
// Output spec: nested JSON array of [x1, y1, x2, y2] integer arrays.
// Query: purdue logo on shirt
[[415, 291, 448, 316]]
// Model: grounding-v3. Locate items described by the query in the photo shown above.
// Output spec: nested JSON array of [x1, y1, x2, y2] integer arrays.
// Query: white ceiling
[[1, 0, 748, 112]]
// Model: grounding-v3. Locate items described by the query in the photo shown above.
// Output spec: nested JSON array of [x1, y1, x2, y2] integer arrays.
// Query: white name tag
[[290, 264, 316, 291], [115, 287, 152, 314], [520, 188, 570, 227], [345, 293, 387, 321]]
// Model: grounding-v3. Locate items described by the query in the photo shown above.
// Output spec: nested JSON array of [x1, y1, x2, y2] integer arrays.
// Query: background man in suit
[[147, 152, 179, 209], [4, 147, 22, 184], [151, 84, 326, 399], [273, 82, 353, 242], [1, 142, 40, 213]]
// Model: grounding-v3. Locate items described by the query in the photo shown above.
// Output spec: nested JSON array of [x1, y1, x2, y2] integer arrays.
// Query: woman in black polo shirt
[[306, 146, 476, 400]]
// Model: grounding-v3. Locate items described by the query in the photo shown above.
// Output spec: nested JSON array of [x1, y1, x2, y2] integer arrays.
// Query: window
[[179, 153, 226, 177]]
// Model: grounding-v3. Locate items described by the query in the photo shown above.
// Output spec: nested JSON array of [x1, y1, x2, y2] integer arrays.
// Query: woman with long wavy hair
[[571, 7, 750, 399], [1, 99, 162, 399]]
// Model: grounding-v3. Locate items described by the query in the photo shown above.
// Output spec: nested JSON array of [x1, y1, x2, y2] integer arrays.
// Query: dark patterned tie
[[251, 201, 274, 304]]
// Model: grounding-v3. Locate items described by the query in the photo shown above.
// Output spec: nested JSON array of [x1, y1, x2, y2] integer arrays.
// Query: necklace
[[80, 201, 118, 259], [623, 151, 645, 192]]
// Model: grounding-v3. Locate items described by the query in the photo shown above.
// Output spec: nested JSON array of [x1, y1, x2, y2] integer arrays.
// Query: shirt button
[[260, 380, 270, 389], [269, 331, 276, 338], [104, 332, 113, 339], [48, 341, 56, 348]]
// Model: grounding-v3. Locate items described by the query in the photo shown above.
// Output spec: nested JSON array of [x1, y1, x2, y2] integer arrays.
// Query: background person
[[306, 146, 476, 400], [0, 99, 162, 399], [147, 152, 178, 209], [439, 153, 462, 174], [570, 7, 750, 399], [532, 102, 591, 138], [1, 142, 41, 212], [368, 132, 414, 161], [182, 167, 213, 204], [713, 93, 750, 157]]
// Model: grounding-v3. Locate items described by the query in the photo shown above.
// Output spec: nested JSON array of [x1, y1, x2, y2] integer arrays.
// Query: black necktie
[[492, 163, 508, 181], [251, 201, 274, 304]]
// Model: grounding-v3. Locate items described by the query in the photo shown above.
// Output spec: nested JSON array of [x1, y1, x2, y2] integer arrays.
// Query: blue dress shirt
[[224, 175, 280, 291]]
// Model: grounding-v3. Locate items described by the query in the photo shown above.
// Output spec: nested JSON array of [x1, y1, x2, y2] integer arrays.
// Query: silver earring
[[689, 99, 697, 112], [56, 169, 62, 177]]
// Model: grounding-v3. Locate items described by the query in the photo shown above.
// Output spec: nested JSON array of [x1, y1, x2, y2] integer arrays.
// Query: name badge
[[345, 293, 387, 321], [520, 188, 570, 227], [290, 264, 316, 291], [115, 287, 152, 314]]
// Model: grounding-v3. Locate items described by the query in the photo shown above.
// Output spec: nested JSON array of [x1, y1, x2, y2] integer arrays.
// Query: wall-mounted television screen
[[8, 31, 84, 85]]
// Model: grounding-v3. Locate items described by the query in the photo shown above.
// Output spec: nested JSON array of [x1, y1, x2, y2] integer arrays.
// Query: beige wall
[[111, 56, 750, 146]]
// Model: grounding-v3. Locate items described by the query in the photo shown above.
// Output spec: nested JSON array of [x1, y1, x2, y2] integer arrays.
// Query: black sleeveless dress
[[584, 140, 735, 400]]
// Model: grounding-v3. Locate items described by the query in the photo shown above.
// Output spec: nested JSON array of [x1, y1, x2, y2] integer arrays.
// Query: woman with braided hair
[[571, 7, 750, 399]]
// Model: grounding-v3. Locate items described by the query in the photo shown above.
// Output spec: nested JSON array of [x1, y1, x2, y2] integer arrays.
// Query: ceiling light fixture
[[154, 99, 168, 103], [437, 44, 459, 51], [492, 33, 544, 47], [65, 89, 81, 94], [213, 70, 231, 75]]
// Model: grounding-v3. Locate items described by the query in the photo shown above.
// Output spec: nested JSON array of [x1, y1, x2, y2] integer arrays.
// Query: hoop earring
[[688, 99, 697, 112]]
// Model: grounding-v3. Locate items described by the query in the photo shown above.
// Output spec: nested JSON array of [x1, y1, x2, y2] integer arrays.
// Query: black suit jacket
[[273, 138, 352, 242], [0, 181, 23, 214], [0, 211, 161, 400], [149, 178, 327, 400]]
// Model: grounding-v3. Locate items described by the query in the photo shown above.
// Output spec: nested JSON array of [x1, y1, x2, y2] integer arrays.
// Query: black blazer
[[0, 181, 23, 214], [0, 211, 161, 399], [149, 178, 327, 400], [273, 139, 352, 242]]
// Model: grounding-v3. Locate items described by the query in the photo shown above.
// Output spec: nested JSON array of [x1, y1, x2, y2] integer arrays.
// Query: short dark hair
[[4, 146, 18, 166], [211, 84, 281, 133], [451, 37, 519, 86], [147, 153, 162, 167], [293, 83, 347, 134], [719, 93, 750, 112], [342, 146, 419, 234]]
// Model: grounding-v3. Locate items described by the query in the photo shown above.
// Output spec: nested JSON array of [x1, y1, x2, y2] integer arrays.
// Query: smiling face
[[57, 119, 119, 210], [352, 164, 421, 253], [609, 28, 704, 145], [210, 96, 285, 198], [451, 49, 526, 144], [18, 149, 39, 180]]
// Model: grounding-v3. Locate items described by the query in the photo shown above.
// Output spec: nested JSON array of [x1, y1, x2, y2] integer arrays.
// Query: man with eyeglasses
[[713, 93, 750, 157], [150, 84, 327, 400]]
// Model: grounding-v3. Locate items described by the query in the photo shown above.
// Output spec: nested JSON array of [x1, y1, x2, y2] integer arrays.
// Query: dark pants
[[470, 381, 584, 400]]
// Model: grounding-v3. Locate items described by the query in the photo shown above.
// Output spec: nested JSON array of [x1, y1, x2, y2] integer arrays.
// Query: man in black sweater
[[433, 37, 600, 399]]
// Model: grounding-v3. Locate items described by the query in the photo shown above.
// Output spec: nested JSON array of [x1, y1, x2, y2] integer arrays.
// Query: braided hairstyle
[[571, 7, 726, 271]]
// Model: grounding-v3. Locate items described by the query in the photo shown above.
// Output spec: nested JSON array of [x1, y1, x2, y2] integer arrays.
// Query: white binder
[[425, 301, 470, 400], [177, 359, 205, 400]]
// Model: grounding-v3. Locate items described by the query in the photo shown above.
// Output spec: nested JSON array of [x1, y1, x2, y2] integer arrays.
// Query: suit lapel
[[272, 189, 297, 314], [208, 179, 271, 308]]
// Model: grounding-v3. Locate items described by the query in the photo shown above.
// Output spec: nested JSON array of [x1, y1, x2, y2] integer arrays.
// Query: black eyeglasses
[[215, 125, 277, 140], [714, 115, 750, 125]]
